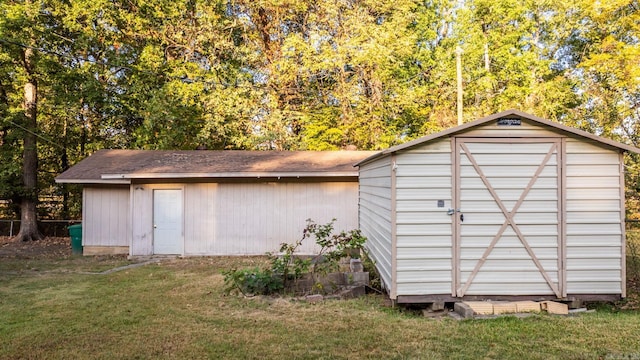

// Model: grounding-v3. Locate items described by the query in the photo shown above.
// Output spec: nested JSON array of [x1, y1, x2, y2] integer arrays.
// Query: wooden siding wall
[[83, 187, 130, 247], [565, 139, 624, 294], [394, 140, 453, 296], [183, 182, 359, 255], [359, 156, 394, 293]]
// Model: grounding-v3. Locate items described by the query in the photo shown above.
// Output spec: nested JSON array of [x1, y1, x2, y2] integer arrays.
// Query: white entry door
[[153, 189, 183, 255], [454, 139, 563, 297]]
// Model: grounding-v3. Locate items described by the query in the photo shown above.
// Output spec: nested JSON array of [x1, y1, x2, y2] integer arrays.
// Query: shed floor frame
[[396, 294, 621, 304]]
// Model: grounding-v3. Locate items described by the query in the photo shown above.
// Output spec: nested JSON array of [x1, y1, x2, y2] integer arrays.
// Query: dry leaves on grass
[[0, 236, 71, 259]]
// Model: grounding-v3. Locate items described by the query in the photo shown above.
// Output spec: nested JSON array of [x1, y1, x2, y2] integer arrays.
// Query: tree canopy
[[0, 0, 639, 222]]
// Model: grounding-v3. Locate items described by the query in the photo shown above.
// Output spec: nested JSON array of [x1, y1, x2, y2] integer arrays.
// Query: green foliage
[[223, 218, 367, 296], [627, 229, 640, 284], [1, 0, 640, 219], [303, 218, 367, 276], [268, 237, 312, 286], [222, 267, 283, 296], [360, 250, 382, 292]]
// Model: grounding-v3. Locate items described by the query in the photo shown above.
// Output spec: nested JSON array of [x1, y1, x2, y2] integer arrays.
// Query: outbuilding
[[356, 109, 639, 303], [55, 150, 374, 256]]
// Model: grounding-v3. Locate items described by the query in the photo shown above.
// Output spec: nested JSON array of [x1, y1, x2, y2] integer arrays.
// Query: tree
[[0, 0, 44, 240], [453, 0, 579, 122], [1, 0, 640, 224]]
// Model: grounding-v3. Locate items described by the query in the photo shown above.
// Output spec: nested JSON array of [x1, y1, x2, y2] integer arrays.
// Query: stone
[[567, 299, 584, 309], [349, 258, 364, 272], [454, 302, 475, 318], [305, 294, 324, 303], [336, 285, 366, 299], [428, 301, 445, 311], [344, 272, 369, 286]]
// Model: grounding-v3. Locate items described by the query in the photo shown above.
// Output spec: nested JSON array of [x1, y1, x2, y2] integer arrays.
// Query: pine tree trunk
[[14, 46, 43, 242]]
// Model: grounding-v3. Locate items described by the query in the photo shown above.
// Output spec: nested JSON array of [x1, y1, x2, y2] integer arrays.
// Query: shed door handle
[[460, 214, 464, 222]]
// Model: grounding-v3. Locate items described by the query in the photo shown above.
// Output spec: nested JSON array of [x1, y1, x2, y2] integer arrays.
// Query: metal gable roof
[[356, 109, 640, 166], [55, 150, 377, 184]]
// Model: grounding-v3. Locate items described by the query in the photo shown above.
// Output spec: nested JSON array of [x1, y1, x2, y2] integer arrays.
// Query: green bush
[[222, 267, 284, 296], [223, 218, 367, 296]]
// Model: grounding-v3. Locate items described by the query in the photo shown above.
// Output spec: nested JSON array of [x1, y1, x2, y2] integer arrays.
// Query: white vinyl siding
[[359, 156, 393, 293], [183, 182, 358, 255], [129, 181, 359, 256], [83, 187, 129, 247], [462, 118, 562, 138], [395, 140, 453, 295], [457, 141, 560, 296], [565, 139, 624, 294], [356, 113, 629, 302]]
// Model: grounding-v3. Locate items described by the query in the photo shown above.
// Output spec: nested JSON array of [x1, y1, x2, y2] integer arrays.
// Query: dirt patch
[[0, 236, 71, 259]]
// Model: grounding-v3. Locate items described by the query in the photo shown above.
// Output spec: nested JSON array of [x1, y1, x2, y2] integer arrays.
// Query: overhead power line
[[5, 119, 65, 150]]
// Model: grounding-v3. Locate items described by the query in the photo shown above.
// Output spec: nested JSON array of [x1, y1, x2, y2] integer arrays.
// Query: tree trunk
[[14, 46, 43, 242], [61, 118, 69, 219]]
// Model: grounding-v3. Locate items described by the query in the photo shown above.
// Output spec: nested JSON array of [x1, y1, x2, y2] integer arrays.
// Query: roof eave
[[100, 171, 359, 180], [54, 178, 131, 185]]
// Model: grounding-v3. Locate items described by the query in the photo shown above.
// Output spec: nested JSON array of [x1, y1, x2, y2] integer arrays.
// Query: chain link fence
[[627, 220, 640, 284], [0, 220, 79, 238]]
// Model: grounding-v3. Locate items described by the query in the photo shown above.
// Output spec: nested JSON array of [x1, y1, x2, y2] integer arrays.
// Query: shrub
[[304, 219, 366, 276], [222, 267, 283, 296], [223, 218, 367, 296]]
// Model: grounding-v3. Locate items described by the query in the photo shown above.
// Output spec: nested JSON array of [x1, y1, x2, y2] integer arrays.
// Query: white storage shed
[[356, 110, 639, 303], [56, 150, 374, 256]]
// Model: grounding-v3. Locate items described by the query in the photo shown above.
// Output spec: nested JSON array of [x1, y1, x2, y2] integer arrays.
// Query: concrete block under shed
[[453, 302, 474, 318], [493, 302, 518, 315], [464, 301, 494, 315], [541, 301, 568, 315], [514, 301, 541, 313], [428, 301, 445, 311], [454, 300, 572, 318]]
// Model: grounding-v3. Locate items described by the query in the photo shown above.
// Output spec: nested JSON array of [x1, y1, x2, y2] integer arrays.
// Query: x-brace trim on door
[[457, 142, 561, 298]]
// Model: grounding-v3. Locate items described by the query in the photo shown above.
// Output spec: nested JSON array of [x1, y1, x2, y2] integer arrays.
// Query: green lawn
[[1, 256, 640, 359]]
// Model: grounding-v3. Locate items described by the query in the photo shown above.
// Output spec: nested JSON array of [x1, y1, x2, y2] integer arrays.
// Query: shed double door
[[454, 138, 564, 298]]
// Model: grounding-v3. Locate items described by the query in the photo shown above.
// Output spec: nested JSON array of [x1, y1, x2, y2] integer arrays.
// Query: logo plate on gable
[[497, 118, 521, 126]]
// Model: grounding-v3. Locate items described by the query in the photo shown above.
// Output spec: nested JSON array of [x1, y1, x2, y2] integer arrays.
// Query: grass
[[0, 255, 136, 274], [1, 256, 640, 359]]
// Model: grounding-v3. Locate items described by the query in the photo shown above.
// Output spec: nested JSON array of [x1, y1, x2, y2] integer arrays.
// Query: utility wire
[[5, 119, 65, 150]]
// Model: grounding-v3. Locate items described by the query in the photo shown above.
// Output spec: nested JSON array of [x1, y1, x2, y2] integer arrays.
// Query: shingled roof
[[55, 150, 376, 184]]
